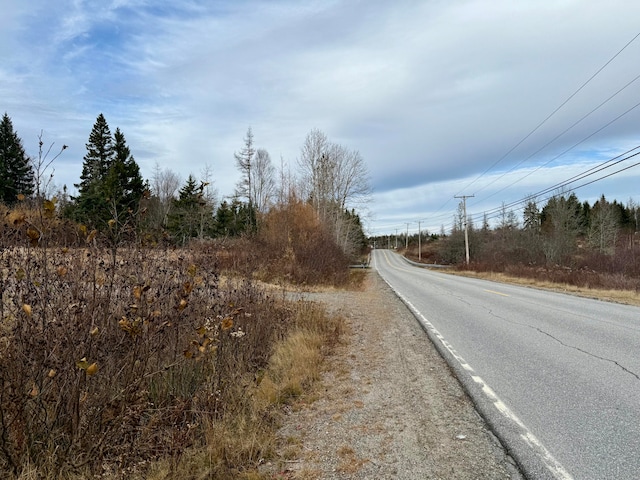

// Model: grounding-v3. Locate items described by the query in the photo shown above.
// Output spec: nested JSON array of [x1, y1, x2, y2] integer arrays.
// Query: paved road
[[373, 249, 640, 480]]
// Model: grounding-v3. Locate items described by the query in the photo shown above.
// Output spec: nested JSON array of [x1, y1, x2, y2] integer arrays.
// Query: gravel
[[266, 271, 524, 479]]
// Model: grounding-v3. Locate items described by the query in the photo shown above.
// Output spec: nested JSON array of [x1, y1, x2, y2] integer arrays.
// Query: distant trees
[[167, 175, 216, 243], [69, 114, 144, 230], [0, 115, 370, 265], [0, 113, 34, 204], [429, 188, 640, 269]]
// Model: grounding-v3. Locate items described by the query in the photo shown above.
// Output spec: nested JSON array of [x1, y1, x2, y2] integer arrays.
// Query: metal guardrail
[[400, 255, 452, 269]]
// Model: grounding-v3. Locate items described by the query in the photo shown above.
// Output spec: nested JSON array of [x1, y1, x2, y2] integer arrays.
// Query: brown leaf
[[86, 363, 98, 376], [26, 227, 40, 241]]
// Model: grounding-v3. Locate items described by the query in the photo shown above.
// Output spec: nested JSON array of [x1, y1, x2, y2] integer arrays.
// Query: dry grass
[[445, 269, 640, 306]]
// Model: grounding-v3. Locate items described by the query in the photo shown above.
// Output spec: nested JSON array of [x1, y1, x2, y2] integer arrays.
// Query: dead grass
[[445, 269, 640, 306]]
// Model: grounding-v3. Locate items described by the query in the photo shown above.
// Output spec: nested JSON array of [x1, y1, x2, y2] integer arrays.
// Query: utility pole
[[405, 223, 410, 250], [395, 228, 398, 249], [418, 220, 422, 262], [454, 195, 474, 264]]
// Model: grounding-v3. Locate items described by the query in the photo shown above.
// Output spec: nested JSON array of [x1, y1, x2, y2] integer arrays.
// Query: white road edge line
[[375, 255, 574, 480]]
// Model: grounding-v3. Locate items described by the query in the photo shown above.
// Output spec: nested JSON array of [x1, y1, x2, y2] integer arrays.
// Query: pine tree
[[0, 113, 34, 204]]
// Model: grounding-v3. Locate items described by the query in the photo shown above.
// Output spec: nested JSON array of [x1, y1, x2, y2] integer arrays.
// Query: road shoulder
[[268, 272, 522, 479]]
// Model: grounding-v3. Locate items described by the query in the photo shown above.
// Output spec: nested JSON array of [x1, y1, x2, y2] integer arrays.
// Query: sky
[[2, 0, 640, 236]]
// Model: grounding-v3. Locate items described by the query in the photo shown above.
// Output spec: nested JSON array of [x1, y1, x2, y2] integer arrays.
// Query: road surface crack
[[535, 328, 640, 381], [480, 306, 640, 381]]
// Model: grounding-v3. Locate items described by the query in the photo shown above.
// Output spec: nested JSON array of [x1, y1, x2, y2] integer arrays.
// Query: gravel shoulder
[[269, 271, 524, 479]]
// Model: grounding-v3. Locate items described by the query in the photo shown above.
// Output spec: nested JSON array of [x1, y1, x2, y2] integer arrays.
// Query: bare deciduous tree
[[297, 128, 370, 256], [298, 129, 370, 215], [251, 148, 275, 214], [151, 162, 181, 228]]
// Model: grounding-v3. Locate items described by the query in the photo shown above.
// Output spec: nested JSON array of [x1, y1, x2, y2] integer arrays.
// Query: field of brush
[[0, 242, 342, 479]]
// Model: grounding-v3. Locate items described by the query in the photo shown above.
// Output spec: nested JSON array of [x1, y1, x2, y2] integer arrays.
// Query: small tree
[[588, 195, 619, 254], [150, 163, 181, 230], [0, 113, 34, 204], [168, 175, 214, 243]]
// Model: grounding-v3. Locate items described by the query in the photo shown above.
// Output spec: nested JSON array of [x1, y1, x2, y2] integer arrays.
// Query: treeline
[[0, 113, 369, 266], [442, 192, 640, 266], [382, 191, 640, 290]]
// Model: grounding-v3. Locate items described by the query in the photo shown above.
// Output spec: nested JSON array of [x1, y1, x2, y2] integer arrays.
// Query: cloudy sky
[[2, 0, 640, 235]]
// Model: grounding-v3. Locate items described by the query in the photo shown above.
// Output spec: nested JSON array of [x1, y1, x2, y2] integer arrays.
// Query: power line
[[474, 98, 640, 207], [455, 29, 640, 197], [466, 148, 640, 227], [472, 70, 640, 198]]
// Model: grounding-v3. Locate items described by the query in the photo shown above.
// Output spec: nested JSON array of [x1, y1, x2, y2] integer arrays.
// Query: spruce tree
[[71, 115, 145, 230], [168, 175, 214, 243], [73, 113, 114, 226], [104, 128, 145, 224], [0, 113, 34, 204]]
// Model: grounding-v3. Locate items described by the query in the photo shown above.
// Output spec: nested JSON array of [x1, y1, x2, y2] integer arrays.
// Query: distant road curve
[[373, 249, 640, 480]]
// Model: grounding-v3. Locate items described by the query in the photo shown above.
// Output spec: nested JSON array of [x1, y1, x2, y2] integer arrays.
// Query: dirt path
[[269, 272, 523, 479]]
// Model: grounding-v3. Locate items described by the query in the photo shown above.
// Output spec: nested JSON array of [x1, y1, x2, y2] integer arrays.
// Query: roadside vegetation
[[0, 113, 370, 478], [381, 192, 640, 304]]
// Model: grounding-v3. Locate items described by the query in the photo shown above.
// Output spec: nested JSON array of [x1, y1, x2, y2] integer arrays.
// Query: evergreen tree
[[72, 114, 114, 226], [214, 200, 235, 237], [0, 113, 34, 204], [71, 115, 145, 230], [213, 199, 252, 237], [104, 128, 145, 224], [168, 175, 214, 243]]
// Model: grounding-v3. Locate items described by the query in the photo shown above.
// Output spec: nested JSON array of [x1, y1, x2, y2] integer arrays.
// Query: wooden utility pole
[[418, 220, 422, 262], [405, 223, 410, 250], [454, 195, 474, 264]]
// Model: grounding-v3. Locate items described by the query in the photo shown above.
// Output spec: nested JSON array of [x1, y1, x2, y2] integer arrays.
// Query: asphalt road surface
[[373, 249, 640, 480]]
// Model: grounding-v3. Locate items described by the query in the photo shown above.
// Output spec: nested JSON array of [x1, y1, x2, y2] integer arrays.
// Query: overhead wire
[[471, 70, 640, 198], [375, 31, 640, 236], [474, 98, 640, 207], [455, 30, 640, 197], [466, 147, 640, 227]]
